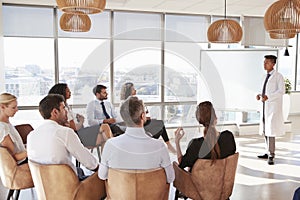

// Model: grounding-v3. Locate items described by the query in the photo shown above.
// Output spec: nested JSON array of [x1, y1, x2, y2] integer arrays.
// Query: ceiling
[[3, 0, 278, 17]]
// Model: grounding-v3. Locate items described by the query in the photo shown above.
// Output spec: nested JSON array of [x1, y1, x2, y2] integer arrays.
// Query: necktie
[[262, 73, 271, 96], [101, 102, 110, 119]]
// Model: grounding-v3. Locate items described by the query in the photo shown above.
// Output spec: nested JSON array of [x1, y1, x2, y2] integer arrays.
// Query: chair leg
[[7, 189, 14, 200], [15, 190, 20, 200], [174, 189, 179, 200], [76, 159, 81, 167]]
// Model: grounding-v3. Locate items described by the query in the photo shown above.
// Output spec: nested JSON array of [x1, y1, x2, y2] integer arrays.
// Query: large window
[[58, 38, 110, 104], [165, 14, 210, 42], [2, 5, 55, 107], [112, 40, 161, 103], [3, 4, 300, 128], [3, 37, 55, 106]]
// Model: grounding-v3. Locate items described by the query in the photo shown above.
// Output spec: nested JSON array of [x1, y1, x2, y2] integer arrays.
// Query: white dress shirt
[[27, 120, 98, 175], [86, 99, 118, 126], [98, 127, 175, 183], [65, 103, 75, 122]]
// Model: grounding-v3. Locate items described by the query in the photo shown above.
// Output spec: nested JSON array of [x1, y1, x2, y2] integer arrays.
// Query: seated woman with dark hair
[[120, 82, 176, 153], [175, 101, 236, 170]]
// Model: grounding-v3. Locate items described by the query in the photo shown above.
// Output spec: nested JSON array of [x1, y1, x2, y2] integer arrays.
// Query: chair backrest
[[173, 152, 239, 200], [0, 147, 33, 189], [28, 161, 106, 200], [15, 124, 34, 144], [107, 168, 170, 200]]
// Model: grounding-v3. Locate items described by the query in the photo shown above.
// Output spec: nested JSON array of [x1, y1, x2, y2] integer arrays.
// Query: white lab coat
[[259, 70, 285, 137]]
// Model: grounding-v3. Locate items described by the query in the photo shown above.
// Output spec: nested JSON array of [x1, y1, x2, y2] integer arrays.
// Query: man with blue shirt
[[86, 84, 125, 136]]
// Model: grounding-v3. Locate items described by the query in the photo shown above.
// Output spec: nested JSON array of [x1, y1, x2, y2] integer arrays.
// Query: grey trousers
[[264, 135, 275, 157]]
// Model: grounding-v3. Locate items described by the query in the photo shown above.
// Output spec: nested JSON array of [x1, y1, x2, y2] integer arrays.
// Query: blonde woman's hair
[[120, 82, 134, 101], [0, 93, 17, 106]]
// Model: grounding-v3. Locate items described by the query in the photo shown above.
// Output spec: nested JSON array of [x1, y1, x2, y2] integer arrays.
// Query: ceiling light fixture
[[269, 32, 296, 39], [60, 12, 91, 32], [56, 0, 106, 14], [207, 0, 243, 43], [264, 0, 300, 38]]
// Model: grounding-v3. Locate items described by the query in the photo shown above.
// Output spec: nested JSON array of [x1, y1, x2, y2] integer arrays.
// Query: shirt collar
[[268, 69, 275, 75], [125, 127, 151, 139], [95, 98, 104, 103], [44, 119, 60, 126]]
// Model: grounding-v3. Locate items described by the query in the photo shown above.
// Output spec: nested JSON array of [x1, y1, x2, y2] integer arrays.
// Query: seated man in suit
[[86, 84, 125, 136], [27, 94, 99, 180], [98, 96, 174, 183]]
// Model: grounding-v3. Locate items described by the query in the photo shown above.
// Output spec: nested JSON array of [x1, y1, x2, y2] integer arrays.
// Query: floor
[[231, 132, 300, 200], [1, 130, 300, 200]]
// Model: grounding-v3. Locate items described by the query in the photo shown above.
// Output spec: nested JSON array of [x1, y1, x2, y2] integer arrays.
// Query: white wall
[[287, 92, 300, 132], [0, 1, 5, 92]]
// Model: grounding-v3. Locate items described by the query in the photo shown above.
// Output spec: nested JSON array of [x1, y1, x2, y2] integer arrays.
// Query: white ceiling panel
[[2, 0, 278, 17]]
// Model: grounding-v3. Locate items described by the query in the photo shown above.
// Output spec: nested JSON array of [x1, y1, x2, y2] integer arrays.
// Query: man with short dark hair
[[86, 84, 125, 136], [27, 94, 99, 180], [98, 96, 174, 183], [256, 55, 285, 165]]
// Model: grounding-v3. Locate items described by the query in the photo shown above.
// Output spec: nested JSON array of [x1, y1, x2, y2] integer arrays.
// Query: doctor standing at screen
[[256, 55, 285, 165]]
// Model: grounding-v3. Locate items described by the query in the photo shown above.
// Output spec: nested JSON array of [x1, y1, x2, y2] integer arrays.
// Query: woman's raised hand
[[174, 127, 185, 144]]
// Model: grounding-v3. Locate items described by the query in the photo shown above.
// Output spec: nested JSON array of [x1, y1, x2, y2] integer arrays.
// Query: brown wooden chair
[[15, 124, 34, 144], [173, 152, 239, 200], [106, 168, 170, 200], [28, 160, 106, 200], [0, 147, 34, 200]]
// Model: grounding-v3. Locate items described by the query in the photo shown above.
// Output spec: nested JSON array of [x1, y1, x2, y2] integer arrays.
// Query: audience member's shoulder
[[150, 137, 168, 148], [87, 99, 96, 105], [187, 137, 204, 147], [57, 124, 76, 135], [0, 122, 7, 130], [220, 130, 235, 140], [192, 137, 204, 143]]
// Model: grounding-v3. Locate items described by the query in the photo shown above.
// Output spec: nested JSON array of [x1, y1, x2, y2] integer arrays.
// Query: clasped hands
[[103, 118, 116, 124], [76, 114, 85, 123], [256, 94, 268, 102]]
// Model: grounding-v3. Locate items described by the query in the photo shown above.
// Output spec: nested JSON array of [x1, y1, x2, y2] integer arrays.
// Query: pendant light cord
[[225, 0, 227, 19]]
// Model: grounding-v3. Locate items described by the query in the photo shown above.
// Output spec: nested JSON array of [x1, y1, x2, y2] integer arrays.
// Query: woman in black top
[[175, 101, 236, 170]]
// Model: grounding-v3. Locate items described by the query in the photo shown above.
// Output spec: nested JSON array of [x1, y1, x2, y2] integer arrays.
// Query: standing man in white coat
[[256, 55, 285, 165]]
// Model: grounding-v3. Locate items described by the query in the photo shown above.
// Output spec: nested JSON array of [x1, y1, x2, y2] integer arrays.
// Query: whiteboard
[[200, 49, 279, 111]]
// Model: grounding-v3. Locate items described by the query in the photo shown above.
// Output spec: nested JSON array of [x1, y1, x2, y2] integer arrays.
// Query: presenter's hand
[[261, 95, 268, 102], [256, 94, 261, 100]]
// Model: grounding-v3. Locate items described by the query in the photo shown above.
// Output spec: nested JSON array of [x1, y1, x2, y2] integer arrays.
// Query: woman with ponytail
[[175, 101, 236, 170]]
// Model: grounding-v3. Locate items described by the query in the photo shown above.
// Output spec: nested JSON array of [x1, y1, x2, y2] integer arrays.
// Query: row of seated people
[[48, 83, 176, 153], [0, 91, 237, 199]]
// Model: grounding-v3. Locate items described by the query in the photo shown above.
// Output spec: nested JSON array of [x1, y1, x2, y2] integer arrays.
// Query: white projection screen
[[200, 49, 279, 111]]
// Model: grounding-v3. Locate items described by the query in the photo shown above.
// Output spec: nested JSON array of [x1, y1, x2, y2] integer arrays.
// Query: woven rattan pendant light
[[269, 32, 296, 39], [56, 0, 106, 14], [264, 0, 300, 38], [207, 0, 243, 43], [60, 12, 91, 32]]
